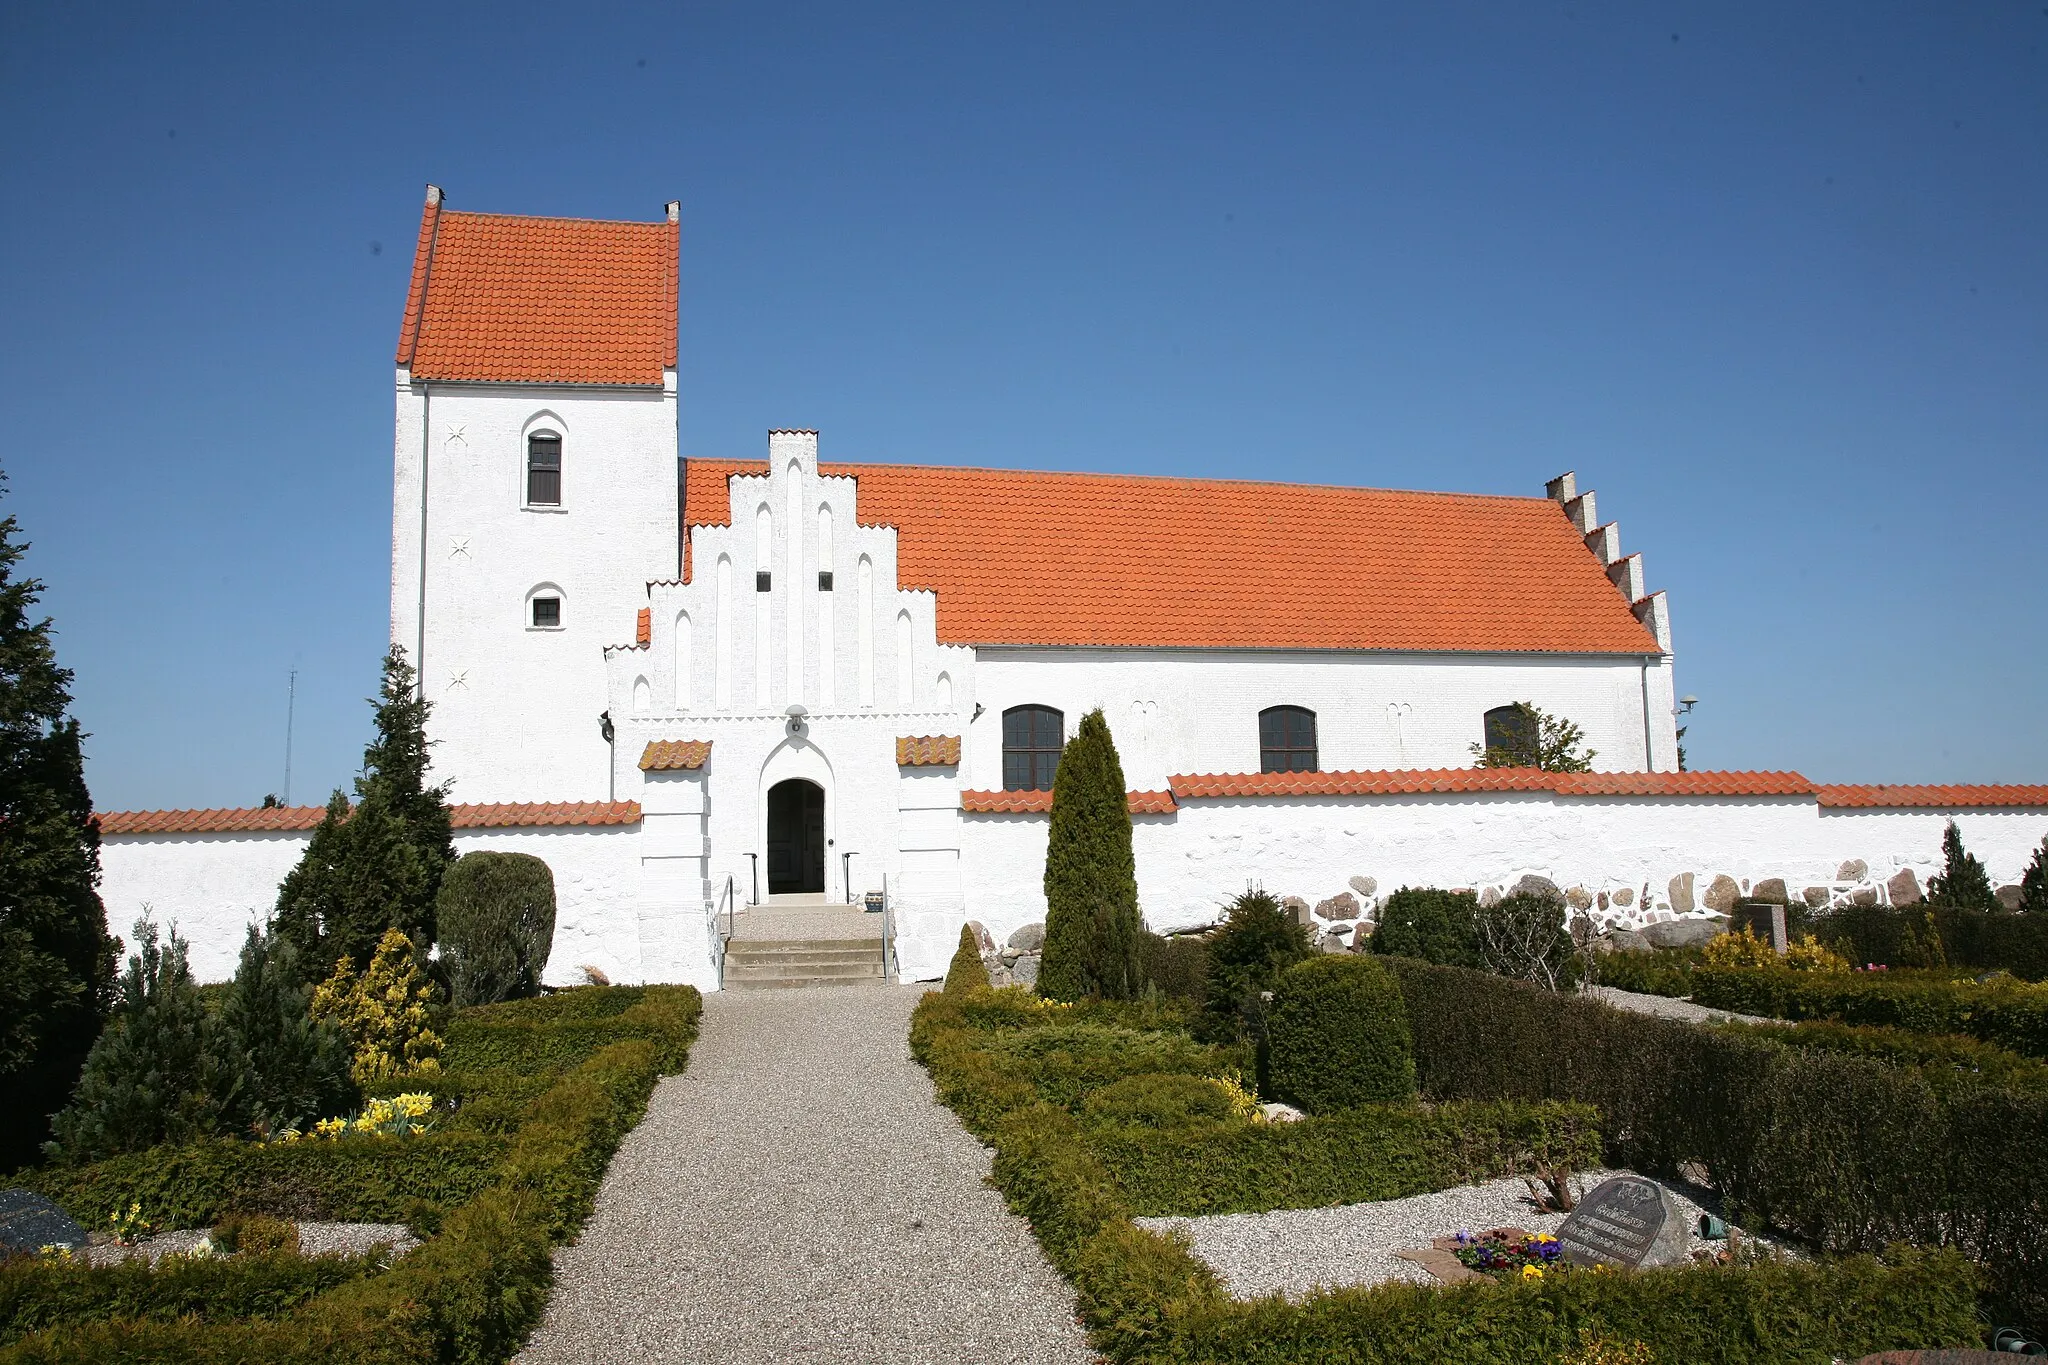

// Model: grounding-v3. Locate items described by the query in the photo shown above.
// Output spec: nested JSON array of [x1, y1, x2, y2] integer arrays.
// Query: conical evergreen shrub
[[273, 648, 452, 977], [2020, 837, 2048, 915], [0, 475, 118, 1170], [1927, 820, 1998, 912], [944, 924, 990, 993], [217, 924, 355, 1138], [437, 851, 556, 1006], [47, 919, 235, 1162], [1037, 709, 1144, 1002]]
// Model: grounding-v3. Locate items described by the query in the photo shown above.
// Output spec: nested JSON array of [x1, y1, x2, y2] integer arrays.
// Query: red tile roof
[[1170, 769, 1559, 799], [1816, 784, 2048, 809], [639, 740, 712, 771], [636, 608, 651, 647], [1169, 769, 1823, 800], [98, 802, 642, 834], [896, 735, 962, 767], [684, 460, 1660, 653], [1551, 771, 1817, 797], [960, 789, 1178, 814], [398, 191, 677, 386]]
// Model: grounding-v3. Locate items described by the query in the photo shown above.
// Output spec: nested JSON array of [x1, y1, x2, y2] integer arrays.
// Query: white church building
[[96, 189, 2048, 988]]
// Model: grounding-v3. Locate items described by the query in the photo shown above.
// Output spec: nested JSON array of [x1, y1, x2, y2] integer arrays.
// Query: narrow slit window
[[1259, 706, 1317, 772], [526, 433, 562, 506], [1002, 705, 1065, 791]]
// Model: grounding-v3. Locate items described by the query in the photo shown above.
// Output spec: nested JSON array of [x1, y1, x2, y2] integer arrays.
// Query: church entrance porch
[[765, 777, 826, 895]]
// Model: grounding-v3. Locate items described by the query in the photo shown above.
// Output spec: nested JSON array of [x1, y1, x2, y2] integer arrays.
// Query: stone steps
[[721, 935, 889, 990]]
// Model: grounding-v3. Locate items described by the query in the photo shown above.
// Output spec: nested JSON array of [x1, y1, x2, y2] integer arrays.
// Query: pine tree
[[1927, 820, 1998, 912], [217, 924, 355, 1138], [2020, 837, 2048, 915], [272, 648, 452, 976], [1038, 709, 1145, 1002], [47, 918, 235, 1163], [0, 475, 117, 1171]]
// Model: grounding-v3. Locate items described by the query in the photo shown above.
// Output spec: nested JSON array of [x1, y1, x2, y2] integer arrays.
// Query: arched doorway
[[766, 778, 826, 895]]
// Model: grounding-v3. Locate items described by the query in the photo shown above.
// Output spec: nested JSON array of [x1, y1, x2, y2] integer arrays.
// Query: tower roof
[[397, 187, 678, 386]]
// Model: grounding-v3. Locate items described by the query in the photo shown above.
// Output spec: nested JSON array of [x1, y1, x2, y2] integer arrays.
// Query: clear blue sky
[[3, 2, 2042, 810]]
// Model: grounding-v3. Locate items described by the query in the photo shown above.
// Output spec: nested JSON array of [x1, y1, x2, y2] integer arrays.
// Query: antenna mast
[[284, 669, 297, 806]]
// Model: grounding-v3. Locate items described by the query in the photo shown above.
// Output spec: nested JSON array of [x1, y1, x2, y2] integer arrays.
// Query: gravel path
[[518, 983, 1094, 1365], [1584, 984, 1766, 1025], [1138, 1170, 1741, 1301]]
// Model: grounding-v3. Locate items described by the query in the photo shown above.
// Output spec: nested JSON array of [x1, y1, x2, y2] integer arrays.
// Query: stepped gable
[[398, 186, 678, 386], [682, 459, 1660, 654]]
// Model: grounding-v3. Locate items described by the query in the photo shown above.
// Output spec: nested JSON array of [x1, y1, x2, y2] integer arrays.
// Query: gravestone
[[0, 1190, 88, 1256], [1731, 901, 1788, 953], [1553, 1176, 1688, 1271]]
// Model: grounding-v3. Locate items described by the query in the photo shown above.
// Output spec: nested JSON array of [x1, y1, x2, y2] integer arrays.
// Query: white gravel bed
[[517, 982, 1092, 1365], [1137, 1170, 1750, 1301], [1584, 984, 1766, 1025], [84, 1220, 417, 1266]]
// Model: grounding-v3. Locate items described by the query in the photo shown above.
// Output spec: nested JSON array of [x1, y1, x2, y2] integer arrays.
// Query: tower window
[[527, 432, 562, 506], [756, 571, 772, 592], [1002, 705, 1065, 791], [1259, 706, 1318, 772], [818, 570, 834, 591], [531, 596, 561, 629]]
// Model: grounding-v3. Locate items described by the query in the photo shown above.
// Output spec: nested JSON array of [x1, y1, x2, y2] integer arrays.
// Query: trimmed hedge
[[912, 986, 1984, 1362], [1090, 1097, 1600, 1217], [16, 1131, 506, 1229], [0, 985, 702, 1364], [1591, 946, 1702, 998], [1266, 955, 1415, 1112], [1718, 1019, 2048, 1093], [1366, 888, 1482, 968], [1391, 959, 2048, 1330], [0, 1250, 379, 1347], [1692, 965, 2048, 1059], [441, 984, 700, 1073]]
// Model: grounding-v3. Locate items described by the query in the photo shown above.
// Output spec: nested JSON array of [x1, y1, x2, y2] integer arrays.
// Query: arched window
[[526, 432, 562, 506], [1259, 706, 1317, 772], [1481, 704, 1536, 763], [1003, 705, 1064, 791]]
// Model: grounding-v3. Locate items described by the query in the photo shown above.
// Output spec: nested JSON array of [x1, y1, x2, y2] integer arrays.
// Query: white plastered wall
[[391, 370, 679, 805], [100, 824, 667, 987], [967, 648, 1678, 789]]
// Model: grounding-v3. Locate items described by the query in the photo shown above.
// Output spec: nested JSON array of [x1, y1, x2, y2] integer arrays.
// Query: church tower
[[391, 186, 681, 803]]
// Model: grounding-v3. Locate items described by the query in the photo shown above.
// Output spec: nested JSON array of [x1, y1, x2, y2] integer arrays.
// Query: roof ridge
[[436, 208, 675, 229]]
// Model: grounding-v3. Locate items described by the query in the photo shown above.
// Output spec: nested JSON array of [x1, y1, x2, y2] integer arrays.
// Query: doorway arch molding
[[758, 735, 836, 896]]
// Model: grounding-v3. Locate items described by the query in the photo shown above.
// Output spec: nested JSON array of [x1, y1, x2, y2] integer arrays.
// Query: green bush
[[1692, 965, 2048, 1058], [46, 920, 236, 1163], [1138, 932, 1209, 1006], [215, 926, 355, 1140], [1080, 1072, 1246, 1131], [1928, 819, 1999, 911], [0, 1249, 378, 1347], [1367, 887, 1482, 968], [910, 981, 1985, 1361], [983, 1021, 1232, 1110], [1591, 945, 1701, 997], [1389, 957, 2048, 1329], [435, 853, 557, 1007], [1039, 709, 1145, 1001], [1195, 889, 1312, 1049], [1092, 1098, 1600, 1217], [1266, 955, 1414, 1111], [1812, 903, 2048, 981], [442, 984, 699, 1073], [1718, 1018, 2048, 1092], [943, 925, 989, 993]]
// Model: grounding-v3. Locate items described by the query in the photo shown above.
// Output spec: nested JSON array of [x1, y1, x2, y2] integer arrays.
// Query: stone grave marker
[[1553, 1176, 1688, 1270], [0, 1189, 88, 1256], [1731, 901, 1788, 952]]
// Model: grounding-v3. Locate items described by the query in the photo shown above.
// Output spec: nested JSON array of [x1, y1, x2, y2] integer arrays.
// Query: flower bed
[[912, 984, 1982, 1362], [0, 984, 701, 1364]]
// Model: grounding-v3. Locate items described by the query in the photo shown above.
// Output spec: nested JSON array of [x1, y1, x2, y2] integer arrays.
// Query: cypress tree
[[1927, 820, 1998, 912], [47, 918, 235, 1163], [2020, 837, 2048, 915], [0, 476, 118, 1171], [273, 648, 451, 975], [1037, 708, 1144, 1001], [217, 924, 355, 1138]]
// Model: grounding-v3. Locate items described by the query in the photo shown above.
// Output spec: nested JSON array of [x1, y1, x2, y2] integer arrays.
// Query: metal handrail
[[880, 873, 897, 980], [711, 875, 735, 990]]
